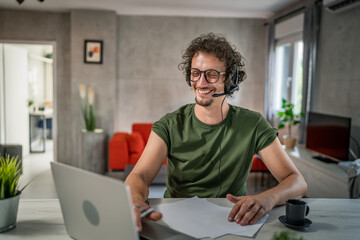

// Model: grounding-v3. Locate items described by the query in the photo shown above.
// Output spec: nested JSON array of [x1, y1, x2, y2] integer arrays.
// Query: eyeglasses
[[189, 68, 226, 84]]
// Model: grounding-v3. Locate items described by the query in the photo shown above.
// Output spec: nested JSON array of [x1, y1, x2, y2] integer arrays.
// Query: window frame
[[273, 32, 304, 115]]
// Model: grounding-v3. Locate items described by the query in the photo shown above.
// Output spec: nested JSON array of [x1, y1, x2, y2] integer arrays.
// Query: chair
[[251, 154, 271, 191], [109, 123, 167, 171]]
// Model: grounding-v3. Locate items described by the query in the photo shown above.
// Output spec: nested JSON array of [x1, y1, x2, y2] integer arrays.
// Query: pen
[[140, 207, 155, 218]]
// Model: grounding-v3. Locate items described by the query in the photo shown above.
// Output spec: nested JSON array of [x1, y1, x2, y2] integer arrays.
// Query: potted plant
[[0, 155, 22, 232], [78, 84, 106, 174], [277, 99, 304, 149], [79, 84, 96, 132], [272, 231, 305, 240]]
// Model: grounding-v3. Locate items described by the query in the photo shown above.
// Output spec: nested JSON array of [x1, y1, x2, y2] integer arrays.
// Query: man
[[125, 33, 307, 232]]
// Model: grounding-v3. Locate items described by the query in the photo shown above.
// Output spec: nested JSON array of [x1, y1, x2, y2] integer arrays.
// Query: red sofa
[[251, 154, 271, 190], [109, 123, 167, 171], [251, 155, 268, 172], [109, 123, 266, 175]]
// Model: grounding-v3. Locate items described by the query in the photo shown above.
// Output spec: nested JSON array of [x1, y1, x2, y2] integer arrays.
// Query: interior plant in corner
[[272, 231, 305, 240], [79, 84, 96, 131], [78, 84, 105, 174], [0, 155, 22, 232], [277, 98, 304, 149]]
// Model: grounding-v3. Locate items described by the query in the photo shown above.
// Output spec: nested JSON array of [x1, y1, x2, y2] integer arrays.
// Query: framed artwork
[[84, 40, 103, 64]]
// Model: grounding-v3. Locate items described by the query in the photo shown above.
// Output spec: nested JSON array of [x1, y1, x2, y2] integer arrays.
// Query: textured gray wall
[[0, 9, 117, 167], [70, 10, 117, 167], [0, 9, 72, 164], [314, 7, 360, 148], [116, 16, 267, 132]]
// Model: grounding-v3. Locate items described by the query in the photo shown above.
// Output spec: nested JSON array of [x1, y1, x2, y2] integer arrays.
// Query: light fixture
[[16, 0, 44, 5]]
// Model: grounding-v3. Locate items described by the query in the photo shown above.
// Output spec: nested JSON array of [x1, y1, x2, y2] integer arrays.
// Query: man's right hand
[[125, 132, 168, 232], [133, 204, 162, 232]]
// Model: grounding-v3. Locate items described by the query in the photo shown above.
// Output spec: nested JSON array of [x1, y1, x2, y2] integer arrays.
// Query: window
[[273, 37, 304, 114], [269, 12, 305, 120], [265, 3, 322, 143]]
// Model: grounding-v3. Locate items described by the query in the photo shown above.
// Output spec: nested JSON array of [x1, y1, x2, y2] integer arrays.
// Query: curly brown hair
[[179, 33, 246, 95]]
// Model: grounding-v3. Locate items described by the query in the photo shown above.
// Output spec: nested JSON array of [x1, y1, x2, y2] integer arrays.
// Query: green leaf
[[0, 181, 5, 199], [0, 155, 21, 199], [293, 120, 300, 125], [272, 231, 305, 240], [89, 105, 95, 131], [276, 99, 304, 133]]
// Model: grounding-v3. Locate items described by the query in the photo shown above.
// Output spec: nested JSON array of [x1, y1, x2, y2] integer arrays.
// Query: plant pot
[[283, 136, 297, 149], [0, 193, 20, 233], [79, 129, 106, 174]]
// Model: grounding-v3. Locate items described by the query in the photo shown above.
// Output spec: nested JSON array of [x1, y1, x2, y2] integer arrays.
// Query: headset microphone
[[212, 85, 239, 97], [212, 68, 239, 98]]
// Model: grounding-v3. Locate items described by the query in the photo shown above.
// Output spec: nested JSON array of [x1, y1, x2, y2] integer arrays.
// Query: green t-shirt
[[152, 104, 277, 198]]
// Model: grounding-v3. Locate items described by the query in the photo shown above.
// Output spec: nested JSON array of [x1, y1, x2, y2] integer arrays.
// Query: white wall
[[0, 44, 5, 143], [3, 44, 29, 155], [20, 44, 53, 107]]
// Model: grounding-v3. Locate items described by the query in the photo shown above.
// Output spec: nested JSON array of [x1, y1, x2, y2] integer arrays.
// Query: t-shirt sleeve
[[255, 114, 278, 154], [152, 116, 171, 151]]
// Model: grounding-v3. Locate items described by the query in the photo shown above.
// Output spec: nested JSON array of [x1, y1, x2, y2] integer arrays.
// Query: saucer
[[279, 215, 312, 229]]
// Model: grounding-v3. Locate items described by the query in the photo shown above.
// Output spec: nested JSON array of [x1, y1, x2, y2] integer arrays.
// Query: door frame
[[0, 39, 57, 162]]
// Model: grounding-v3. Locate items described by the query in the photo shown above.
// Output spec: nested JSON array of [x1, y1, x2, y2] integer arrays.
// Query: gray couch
[[0, 144, 22, 170]]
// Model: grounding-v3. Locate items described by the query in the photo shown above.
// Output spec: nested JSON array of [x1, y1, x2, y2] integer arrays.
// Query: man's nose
[[197, 73, 208, 87]]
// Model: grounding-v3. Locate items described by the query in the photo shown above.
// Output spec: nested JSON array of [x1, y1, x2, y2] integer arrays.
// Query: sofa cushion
[[128, 132, 145, 154], [109, 133, 129, 170], [251, 155, 268, 172], [129, 153, 142, 165], [132, 123, 153, 145]]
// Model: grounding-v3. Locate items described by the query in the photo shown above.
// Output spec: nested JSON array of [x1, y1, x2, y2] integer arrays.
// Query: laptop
[[51, 162, 196, 240]]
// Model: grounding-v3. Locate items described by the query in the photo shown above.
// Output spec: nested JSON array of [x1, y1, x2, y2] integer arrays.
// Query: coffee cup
[[285, 199, 310, 226]]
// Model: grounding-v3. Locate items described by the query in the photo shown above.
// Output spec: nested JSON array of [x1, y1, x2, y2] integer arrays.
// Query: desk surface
[[2, 198, 359, 240], [285, 146, 348, 182], [29, 109, 53, 118], [285, 146, 350, 198]]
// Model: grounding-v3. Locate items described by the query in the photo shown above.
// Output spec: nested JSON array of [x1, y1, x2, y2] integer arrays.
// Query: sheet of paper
[[152, 197, 268, 239]]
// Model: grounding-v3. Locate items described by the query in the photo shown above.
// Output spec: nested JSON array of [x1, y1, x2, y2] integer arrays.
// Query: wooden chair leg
[[261, 172, 265, 187]]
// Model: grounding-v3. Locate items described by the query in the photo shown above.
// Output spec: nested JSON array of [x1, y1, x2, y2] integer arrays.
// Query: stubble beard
[[195, 97, 213, 107]]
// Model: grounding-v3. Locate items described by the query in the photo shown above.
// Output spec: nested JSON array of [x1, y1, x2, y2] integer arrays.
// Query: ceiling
[[0, 0, 299, 19]]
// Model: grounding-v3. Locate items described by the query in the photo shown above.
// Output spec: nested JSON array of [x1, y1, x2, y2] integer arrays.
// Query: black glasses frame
[[189, 68, 226, 84]]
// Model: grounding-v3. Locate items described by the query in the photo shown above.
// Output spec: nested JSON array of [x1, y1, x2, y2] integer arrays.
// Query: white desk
[[2, 198, 360, 240], [29, 109, 53, 153], [285, 146, 349, 198]]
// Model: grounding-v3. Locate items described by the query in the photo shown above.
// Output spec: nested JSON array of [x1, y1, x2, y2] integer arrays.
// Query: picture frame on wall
[[84, 40, 103, 64]]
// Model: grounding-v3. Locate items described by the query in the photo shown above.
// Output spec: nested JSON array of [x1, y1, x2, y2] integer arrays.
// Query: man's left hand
[[226, 193, 274, 226]]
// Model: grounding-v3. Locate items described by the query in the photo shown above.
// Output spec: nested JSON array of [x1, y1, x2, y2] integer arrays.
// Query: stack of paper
[[152, 197, 268, 239]]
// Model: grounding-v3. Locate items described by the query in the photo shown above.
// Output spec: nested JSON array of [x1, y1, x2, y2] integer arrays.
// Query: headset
[[212, 68, 239, 97], [186, 67, 240, 97]]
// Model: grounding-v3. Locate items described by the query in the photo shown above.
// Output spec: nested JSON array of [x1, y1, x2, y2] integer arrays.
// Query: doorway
[[0, 42, 56, 192]]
